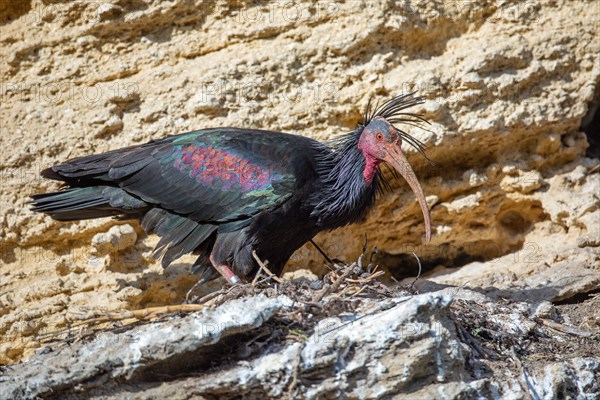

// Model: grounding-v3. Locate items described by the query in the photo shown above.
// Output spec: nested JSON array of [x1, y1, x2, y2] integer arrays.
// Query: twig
[[312, 262, 356, 302], [197, 288, 227, 305], [256, 274, 279, 286], [334, 285, 356, 298], [349, 285, 369, 298], [35, 325, 88, 342], [286, 346, 303, 399], [455, 322, 496, 360], [357, 234, 368, 270], [252, 251, 283, 284], [312, 284, 330, 303], [327, 262, 355, 293], [409, 252, 422, 291], [451, 281, 471, 297], [301, 301, 324, 312], [38, 304, 206, 340], [252, 264, 263, 286], [71, 304, 206, 326], [36, 303, 208, 341], [185, 280, 203, 303], [537, 318, 593, 338], [510, 346, 541, 400], [346, 270, 385, 284], [366, 246, 378, 273]]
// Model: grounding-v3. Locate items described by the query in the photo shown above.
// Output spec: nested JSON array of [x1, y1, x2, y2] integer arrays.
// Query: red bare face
[[358, 116, 432, 241], [358, 117, 399, 159]]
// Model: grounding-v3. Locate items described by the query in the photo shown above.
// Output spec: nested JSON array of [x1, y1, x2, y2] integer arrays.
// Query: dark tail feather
[[41, 167, 66, 181], [30, 186, 147, 221], [192, 257, 221, 283], [141, 208, 217, 268]]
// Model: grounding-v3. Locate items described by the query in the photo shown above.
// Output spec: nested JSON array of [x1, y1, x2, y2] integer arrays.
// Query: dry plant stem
[[312, 262, 356, 302], [346, 270, 385, 283], [350, 285, 369, 298], [252, 265, 263, 286], [329, 262, 356, 292], [196, 288, 228, 305], [286, 347, 302, 400], [185, 280, 203, 303], [455, 322, 496, 360], [510, 346, 541, 400], [301, 301, 324, 312], [36, 326, 86, 342], [334, 286, 355, 298], [73, 304, 206, 325], [312, 283, 331, 303], [537, 318, 594, 337], [255, 275, 278, 286], [410, 252, 422, 291], [252, 250, 283, 284], [38, 304, 207, 341]]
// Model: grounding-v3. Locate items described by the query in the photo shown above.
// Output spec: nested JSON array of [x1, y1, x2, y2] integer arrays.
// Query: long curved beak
[[384, 145, 432, 242]]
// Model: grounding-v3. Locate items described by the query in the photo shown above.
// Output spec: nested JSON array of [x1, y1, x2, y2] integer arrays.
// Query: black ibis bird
[[31, 93, 432, 284]]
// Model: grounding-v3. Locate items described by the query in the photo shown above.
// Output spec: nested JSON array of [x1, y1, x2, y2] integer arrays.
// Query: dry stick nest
[[33, 238, 598, 400], [36, 238, 397, 345]]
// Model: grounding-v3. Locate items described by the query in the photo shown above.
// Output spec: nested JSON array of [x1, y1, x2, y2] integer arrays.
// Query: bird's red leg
[[210, 254, 241, 284], [214, 264, 241, 284]]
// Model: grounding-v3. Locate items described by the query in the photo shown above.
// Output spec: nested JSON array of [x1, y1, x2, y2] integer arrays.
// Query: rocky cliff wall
[[1, 0, 598, 368]]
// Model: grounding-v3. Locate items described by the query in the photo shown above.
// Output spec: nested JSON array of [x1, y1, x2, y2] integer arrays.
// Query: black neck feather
[[310, 127, 384, 228], [309, 91, 430, 228]]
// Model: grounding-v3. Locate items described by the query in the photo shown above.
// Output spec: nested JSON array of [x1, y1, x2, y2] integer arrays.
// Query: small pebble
[[310, 280, 324, 290]]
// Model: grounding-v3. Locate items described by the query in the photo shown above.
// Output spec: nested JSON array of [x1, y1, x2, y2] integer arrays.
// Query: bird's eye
[[375, 132, 384, 141]]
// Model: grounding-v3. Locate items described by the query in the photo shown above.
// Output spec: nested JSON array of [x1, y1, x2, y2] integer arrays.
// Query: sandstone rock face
[[0, 0, 598, 387]]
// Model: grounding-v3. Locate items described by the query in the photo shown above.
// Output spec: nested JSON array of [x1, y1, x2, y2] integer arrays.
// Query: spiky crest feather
[[311, 92, 432, 227]]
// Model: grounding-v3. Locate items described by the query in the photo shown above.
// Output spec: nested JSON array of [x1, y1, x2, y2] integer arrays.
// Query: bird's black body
[[31, 93, 432, 283]]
